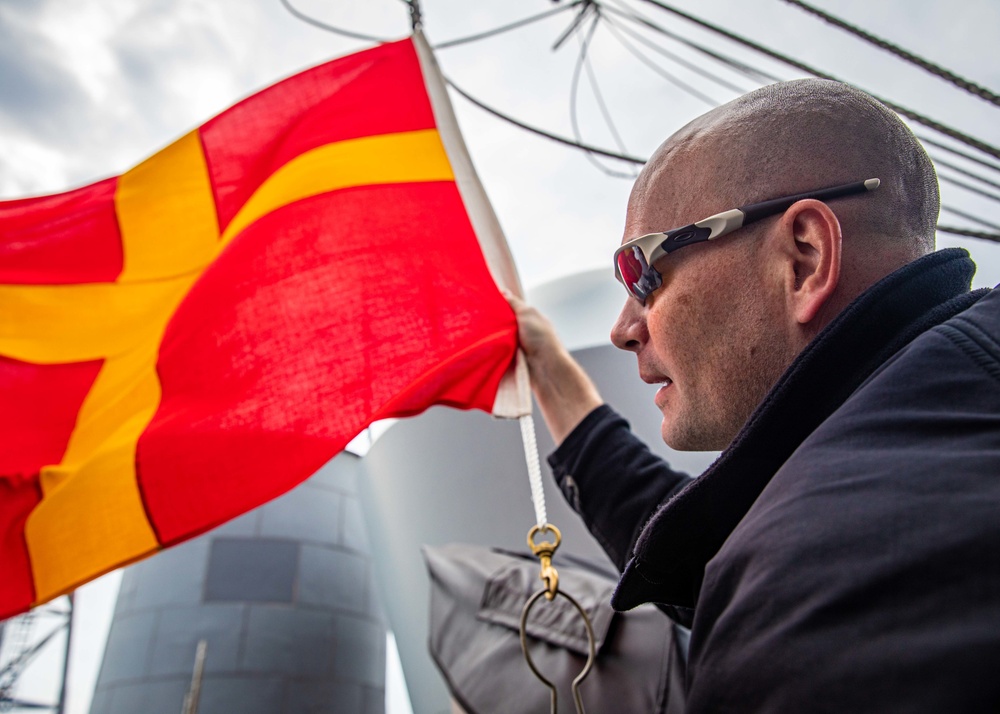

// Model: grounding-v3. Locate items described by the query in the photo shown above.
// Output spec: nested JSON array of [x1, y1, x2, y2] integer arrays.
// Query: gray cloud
[[0, 7, 94, 145]]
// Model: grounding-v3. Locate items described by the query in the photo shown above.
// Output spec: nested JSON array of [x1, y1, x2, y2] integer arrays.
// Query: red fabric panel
[[0, 475, 42, 619], [137, 182, 517, 544], [0, 177, 123, 284], [201, 38, 435, 233], [0, 355, 99, 619], [0, 355, 104, 478]]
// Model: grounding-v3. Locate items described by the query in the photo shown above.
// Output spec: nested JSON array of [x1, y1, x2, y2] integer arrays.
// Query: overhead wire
[[580, 15, 636, 161], [938, 172, 1000, 206], [933, 157, 1000, 194], [569, 10, 639, 178], [782, 0, 1000, 108], [937, 226, 1000, 243], [600, 0, 781, 85], [434, 1, 583, 49], [919, 135, 1000, 176], [601, 11, 752, 97], [941, 205, 1000, 233], [922, 138, 1000, 233], [602, 15, 727, 106], [634, 0, 1000, 162], [445, 76, 644, 165], [552, 0, 598, 51], [279, 0, 389, 43]]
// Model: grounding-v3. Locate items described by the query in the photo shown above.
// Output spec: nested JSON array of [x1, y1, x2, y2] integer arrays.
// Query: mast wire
[[552, 0, 597, 51], [634, 0, 1000, 161], [937, 226, 1000, 243], [569, 11, 639, 178], [939, 172, 1000, 206], [919, 135, 1000, 176], [600, 0, 781, 85], [434, 1, 584, 50], [581, 15, 636, 161], [603, 11, 752, 96], [279, 0, 389, 43], [933, 157, 1000, 193], [445, 76, 645, 165], [602, 14, 726, 105], [782, 0, 1000, 108], [941, 205, 1000, 232]]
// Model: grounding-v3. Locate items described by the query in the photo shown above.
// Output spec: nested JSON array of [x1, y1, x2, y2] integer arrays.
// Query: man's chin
[[661, 419, 695, 451], [662, 416, 723, 452]]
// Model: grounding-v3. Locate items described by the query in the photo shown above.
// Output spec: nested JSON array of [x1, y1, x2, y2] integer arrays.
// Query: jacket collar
[[612, 248, 982, 611]]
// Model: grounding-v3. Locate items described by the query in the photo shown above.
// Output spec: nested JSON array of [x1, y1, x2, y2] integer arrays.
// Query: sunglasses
[[613, 178, 881, 303]]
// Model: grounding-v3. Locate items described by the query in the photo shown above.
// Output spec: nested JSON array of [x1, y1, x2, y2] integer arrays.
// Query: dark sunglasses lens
[[617, 246, 649, 300]]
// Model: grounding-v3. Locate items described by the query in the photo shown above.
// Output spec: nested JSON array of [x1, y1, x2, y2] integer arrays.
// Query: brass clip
[[520, 586, 596, 714], [527, 524, 562, 600]]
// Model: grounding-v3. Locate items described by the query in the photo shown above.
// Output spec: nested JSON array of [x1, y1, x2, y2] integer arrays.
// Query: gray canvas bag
[[424, 543, 686, 713]]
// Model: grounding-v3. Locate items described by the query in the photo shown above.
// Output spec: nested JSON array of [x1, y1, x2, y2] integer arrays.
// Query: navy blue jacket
[[549, 249, 999, 712]]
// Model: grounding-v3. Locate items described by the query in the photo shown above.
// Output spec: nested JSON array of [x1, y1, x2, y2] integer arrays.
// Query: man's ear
[[775, 199, 842, 325]]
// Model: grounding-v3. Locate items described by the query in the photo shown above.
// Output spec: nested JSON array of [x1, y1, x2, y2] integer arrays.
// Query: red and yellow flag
[[0, 35, 526, 619]]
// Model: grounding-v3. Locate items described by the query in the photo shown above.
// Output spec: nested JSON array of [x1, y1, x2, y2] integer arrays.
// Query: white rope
[[519, 413, 547, 528]]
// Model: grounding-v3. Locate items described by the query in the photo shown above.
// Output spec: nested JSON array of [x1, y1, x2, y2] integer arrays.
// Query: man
[[508, 78, 1000, 712]]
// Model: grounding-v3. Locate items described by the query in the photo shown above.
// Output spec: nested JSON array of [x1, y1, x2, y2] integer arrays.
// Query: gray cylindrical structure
[[359, 269, 718, 713], [89, 453, 386, 714]]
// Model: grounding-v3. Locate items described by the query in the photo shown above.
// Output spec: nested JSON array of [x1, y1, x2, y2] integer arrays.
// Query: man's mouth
[[640, 371, 671, 386], [652, 378, 673, 408]]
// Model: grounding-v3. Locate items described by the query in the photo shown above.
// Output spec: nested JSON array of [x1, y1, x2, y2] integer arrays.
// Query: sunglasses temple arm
[[740, 178, 880, 226], [694, 209, 747, 240]]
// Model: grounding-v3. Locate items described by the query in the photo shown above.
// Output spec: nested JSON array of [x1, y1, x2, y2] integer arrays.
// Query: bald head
[[631, 79, 939, 267]]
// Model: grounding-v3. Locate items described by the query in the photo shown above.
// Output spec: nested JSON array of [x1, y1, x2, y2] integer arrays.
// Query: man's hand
[[505, 292, 604, 445]]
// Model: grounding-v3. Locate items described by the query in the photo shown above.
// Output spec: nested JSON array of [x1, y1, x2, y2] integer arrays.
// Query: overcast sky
[[2, 0, 999, 711]]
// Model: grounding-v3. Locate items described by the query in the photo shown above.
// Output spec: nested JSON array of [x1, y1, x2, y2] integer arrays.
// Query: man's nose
[[610, 298, 648, 352]]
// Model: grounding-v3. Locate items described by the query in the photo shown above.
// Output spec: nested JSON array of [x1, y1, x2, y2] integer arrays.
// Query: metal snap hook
[[527, 524, 562, 600], [519, 586, 597, 714]]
